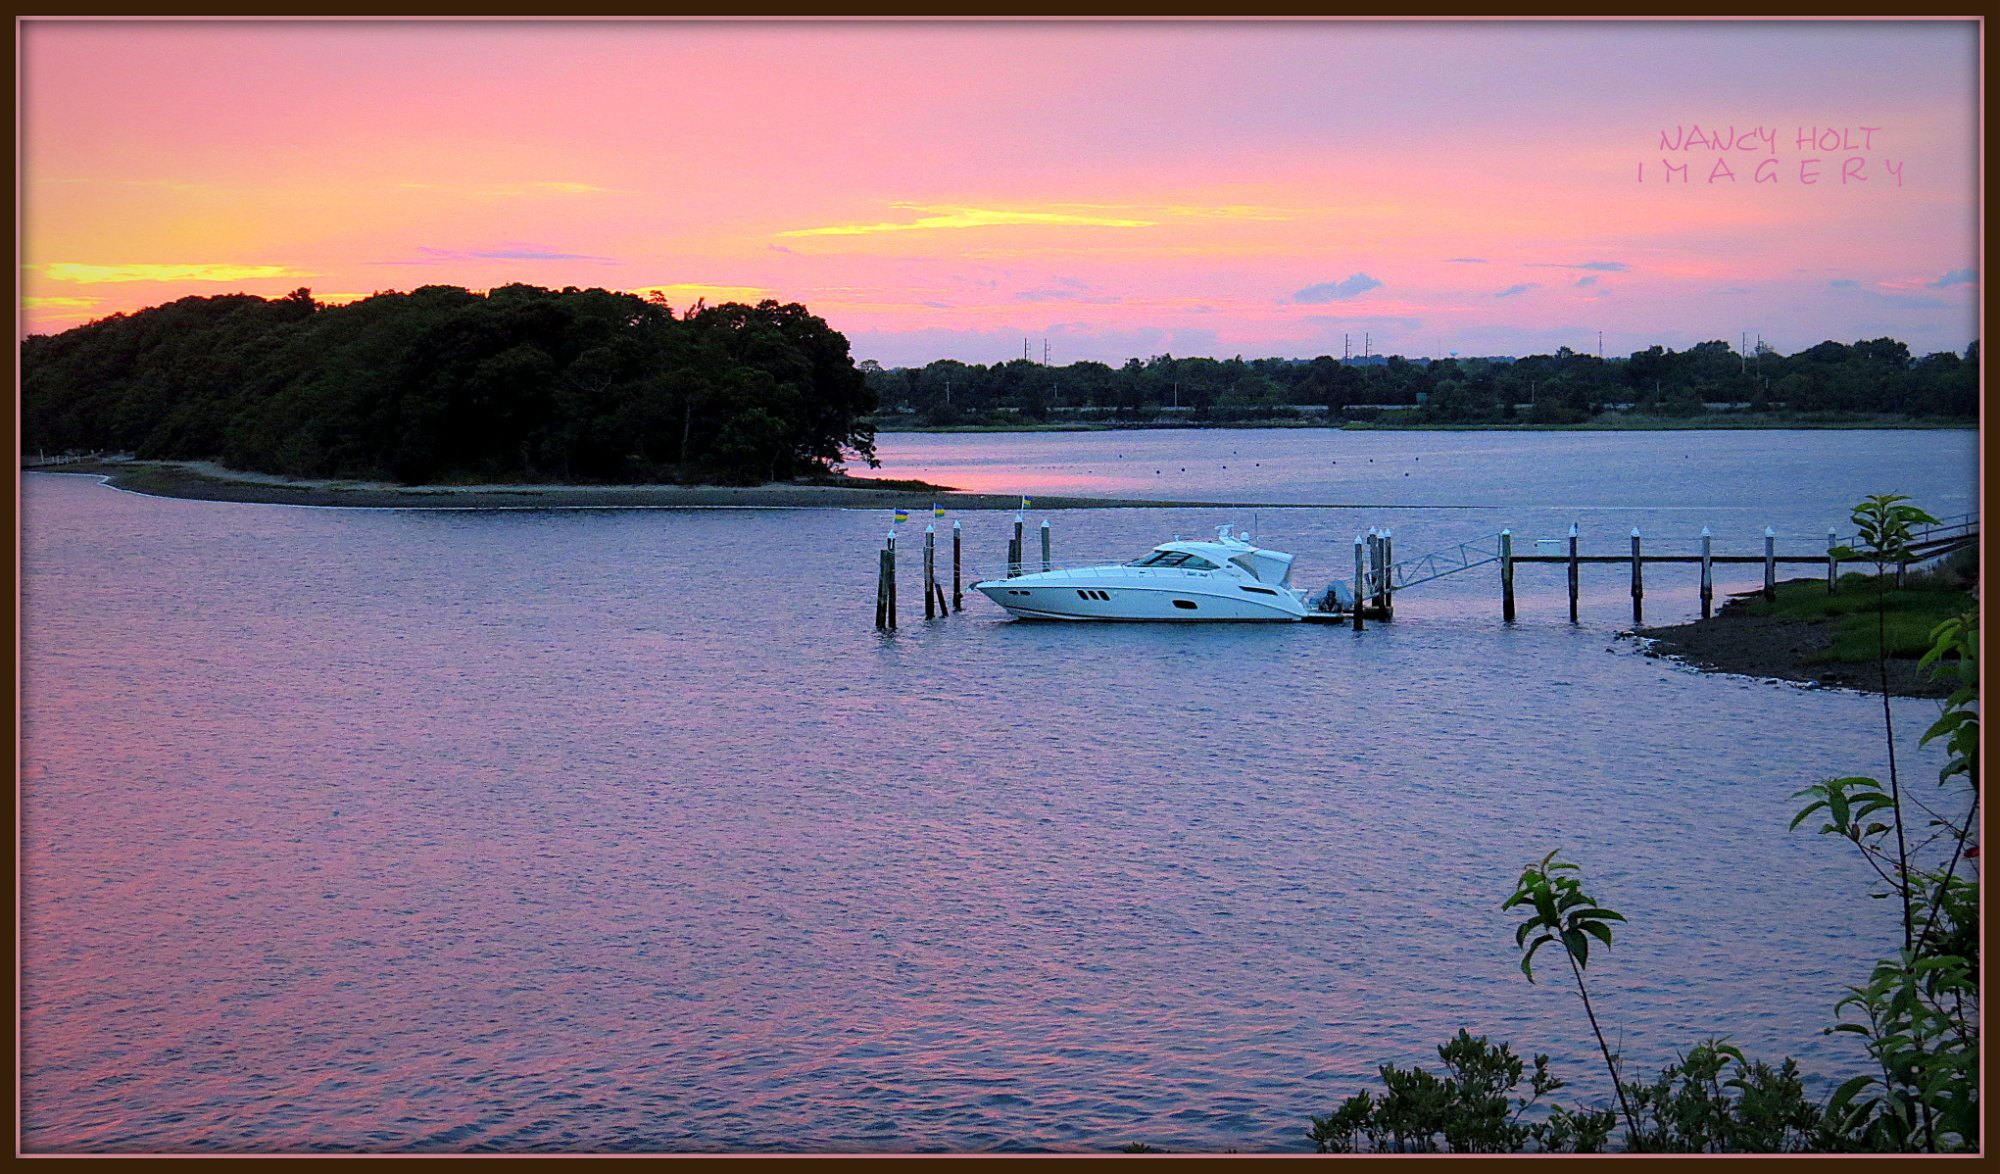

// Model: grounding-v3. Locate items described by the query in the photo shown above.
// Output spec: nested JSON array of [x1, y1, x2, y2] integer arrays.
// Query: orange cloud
[[41, 262, 311, 284], [779, 204, 1158, 237], [630, 282, 768, 304]]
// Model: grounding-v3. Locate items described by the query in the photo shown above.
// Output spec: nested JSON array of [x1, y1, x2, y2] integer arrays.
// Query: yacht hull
[[974, 579, 1306, 622]]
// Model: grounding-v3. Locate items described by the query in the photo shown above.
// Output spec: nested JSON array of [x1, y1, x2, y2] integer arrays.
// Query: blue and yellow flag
[[1020, 495, 1034, 510], [893, 508, 909, 524], [932, 504, 946, 518]]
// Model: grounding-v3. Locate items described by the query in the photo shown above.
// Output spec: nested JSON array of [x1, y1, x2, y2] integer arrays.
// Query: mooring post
[[1700, 527, 1715, 618], [1352, 535, 1366, 631], [952, 520, 963, 612], [875, 546, 889, 629], [1567, 523, 1580, 624], [1827, 527, 1839, 594], [1630, 527, 1644, 625], [1041, 518, 1052, 573], [1498, 529, 1515, 622], [1010, 513, 1023, 578], [1763, 526, 1777, 601], [887, 530, 898, 630], [1381, 528, 1394, 620], [923, 524, 937, 619]]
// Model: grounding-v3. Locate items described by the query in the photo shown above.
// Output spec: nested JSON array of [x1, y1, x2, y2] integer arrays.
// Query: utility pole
[[1598, 330, 1603, 360], [1043, 339, 1050, 365], [1344, 333, 1350, 362]]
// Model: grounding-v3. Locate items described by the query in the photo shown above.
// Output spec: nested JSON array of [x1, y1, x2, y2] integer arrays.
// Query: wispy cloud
[[1528, 260, 1629, 272], [1494, 283, 1539, 298], [1445, 257, 1488, 264], [1575, 276, 1598, 287], [779, 203, 1158, 238], [1016, 289, 1122, 304], [41, 262, 310, 284], [401, 180, 614, 197], [372, 245, 614, 266], [1826, 278, 1945, 309], [22, 295, 102, 309], [1926, 267, 1976, 289], [1292, 274, 1383, 303]]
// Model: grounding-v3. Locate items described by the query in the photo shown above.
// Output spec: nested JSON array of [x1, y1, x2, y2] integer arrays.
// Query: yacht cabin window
[[1125, 550, 1220, 570]]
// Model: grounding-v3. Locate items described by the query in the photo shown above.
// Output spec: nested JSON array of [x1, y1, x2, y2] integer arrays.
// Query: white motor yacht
[[974, 525, 1310, 621]]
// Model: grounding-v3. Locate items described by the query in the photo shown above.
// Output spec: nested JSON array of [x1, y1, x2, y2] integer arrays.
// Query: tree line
[[862, 337, 1979, 426], [21, 285, 879, 485]]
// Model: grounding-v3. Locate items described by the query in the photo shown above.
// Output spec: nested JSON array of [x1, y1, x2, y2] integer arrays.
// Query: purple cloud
[[1494, 283, 1539, 298], [1292, 273, 1383, 303]]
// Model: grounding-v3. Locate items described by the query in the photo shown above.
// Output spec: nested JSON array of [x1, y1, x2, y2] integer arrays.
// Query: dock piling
[[1763, 527, 1777, 601], [1630, 528, 1644, 625], [875, 546, 889, 629], [1010, 514, 1023, 578], [1499, 529, 1516, 622], [1352, 535, 1366, 631], [1827, 528, 1838, 594], [1367, 529, 1383, 613], [1567, 523, 1580, 624], [952, 521, 963, 611], [1700, 527, 1714, 618], [1041, 518, 1052, 573], [1381, 528, 1394, 620], [923, 525, 937, 619]]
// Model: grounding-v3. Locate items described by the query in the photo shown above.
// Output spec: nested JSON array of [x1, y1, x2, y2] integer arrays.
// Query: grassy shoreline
[[1638, 564, 1976, 699]]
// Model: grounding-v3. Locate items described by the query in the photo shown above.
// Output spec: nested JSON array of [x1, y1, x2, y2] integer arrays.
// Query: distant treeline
[[21, 286, 879, 485], [863, 337, 1980, 426]]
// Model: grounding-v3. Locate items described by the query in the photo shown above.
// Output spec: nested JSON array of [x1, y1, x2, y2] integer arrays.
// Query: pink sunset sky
[[17, 18, 1982, 367]]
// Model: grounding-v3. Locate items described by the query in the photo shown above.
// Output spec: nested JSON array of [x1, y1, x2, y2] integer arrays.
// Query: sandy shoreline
[[27, 458, 1391, 512]]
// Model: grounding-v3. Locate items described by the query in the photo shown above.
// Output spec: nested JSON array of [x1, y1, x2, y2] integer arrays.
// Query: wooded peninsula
[[21, 286, 879, 486]]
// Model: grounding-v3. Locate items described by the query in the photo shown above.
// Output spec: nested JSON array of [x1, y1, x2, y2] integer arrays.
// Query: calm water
[[19, 429, 1978, 1153]]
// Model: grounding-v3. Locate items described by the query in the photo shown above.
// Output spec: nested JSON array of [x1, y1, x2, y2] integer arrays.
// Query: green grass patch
[[1740, 572, 1975, 664]]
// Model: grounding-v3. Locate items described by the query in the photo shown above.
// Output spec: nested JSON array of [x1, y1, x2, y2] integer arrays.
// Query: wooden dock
[[873, 512, 1977, 629]]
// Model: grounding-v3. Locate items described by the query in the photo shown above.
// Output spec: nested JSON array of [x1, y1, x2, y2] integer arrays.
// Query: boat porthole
[[1173, 599, 1198, 610]]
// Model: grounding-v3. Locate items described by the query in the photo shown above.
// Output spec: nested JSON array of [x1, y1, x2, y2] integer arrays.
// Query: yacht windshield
[[1125, 550, 1220, 570]]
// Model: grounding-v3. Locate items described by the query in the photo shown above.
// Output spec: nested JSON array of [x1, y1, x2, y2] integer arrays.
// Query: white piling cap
[[1501, 527, 1511, 536], [1354, 534, 1365, 544], [925, 523, 934, 533], [1701, 526, 1711, 536], [953, 520, 961, 529], [1041, 519, 1050, 528], [1632, 527, 1642, 536], [1569, 522, 1578, 536], [1383, 527, 1392, 538], [1766, 526, 1775, 537]]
